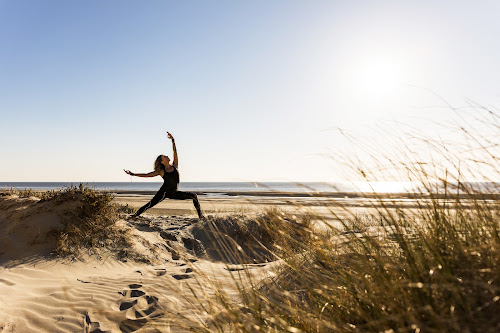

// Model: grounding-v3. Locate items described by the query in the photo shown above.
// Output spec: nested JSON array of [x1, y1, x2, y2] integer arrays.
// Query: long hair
[[154, 155, 166, 174]]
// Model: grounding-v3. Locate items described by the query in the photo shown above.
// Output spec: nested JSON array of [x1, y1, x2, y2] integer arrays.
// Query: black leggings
[[133, 187, 203, 218]]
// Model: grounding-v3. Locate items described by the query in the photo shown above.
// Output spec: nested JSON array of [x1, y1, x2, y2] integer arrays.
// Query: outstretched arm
[[124, 169, 159, 177], [167, 131, 178, 168]]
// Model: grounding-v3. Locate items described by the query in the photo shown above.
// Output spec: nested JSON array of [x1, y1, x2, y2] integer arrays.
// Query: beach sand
[[111, 194, 410, 221], [0, 193, 335, 332], [0, 193, 486, 332]]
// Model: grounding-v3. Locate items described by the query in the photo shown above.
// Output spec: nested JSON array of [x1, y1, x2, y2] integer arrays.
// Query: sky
[[1, 0, 500, 182]]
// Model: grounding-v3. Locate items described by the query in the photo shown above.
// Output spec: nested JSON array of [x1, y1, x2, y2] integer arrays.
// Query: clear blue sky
[[1, 1, 499, 182]]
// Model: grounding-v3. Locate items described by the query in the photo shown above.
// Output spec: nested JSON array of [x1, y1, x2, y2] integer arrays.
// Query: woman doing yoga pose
[[124, 132, 204, 219]]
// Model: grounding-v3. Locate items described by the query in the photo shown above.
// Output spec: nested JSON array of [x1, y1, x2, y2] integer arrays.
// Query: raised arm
[[124, 170, 159, 177], [167, 131, 178, 168]]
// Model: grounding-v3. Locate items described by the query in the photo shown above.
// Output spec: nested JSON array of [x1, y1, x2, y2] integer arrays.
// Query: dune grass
[[208, 200, 498, 333], [0, 186, 39, 198], [181, 109, 500, 333], [40, 184, 135, 258], [192, 208, 313, 264], [0, 183, 138, 260]]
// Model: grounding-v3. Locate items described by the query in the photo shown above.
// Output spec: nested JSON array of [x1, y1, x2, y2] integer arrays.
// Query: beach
[[0, 190, 410, 332], [1, 187, 498, 332], [112, 190, 499, 222], [0, 190, 352, 332], [4, 0, 500, 330], [0, 191, 283, 332]]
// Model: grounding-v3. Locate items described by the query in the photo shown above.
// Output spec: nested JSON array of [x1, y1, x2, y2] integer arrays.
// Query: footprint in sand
[[119, 299, 137, 311], [160, 231, 177, 241], [170, 250, 181, 261], [116, 283, 163, 333], [172, 273, 193, 280], [84, 312, 110, 333], [118, 288, 145, 297], [154, 268, 167, 276]]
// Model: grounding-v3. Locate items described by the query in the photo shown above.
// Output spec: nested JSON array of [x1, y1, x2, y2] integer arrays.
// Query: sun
[[348, 54, 406, 102]]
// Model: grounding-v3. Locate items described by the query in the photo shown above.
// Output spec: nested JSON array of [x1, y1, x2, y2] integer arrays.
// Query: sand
[[2, 192, 483, 332], [0, 194, 297, 332], [111, 194, 396, 222]]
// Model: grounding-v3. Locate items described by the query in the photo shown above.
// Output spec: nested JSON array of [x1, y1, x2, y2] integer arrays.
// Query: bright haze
[[1, 1, 499, 182]]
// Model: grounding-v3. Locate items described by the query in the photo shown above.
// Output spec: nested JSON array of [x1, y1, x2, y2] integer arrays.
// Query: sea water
[[1, 181, 499, 196], [0, 182, 353, 193]]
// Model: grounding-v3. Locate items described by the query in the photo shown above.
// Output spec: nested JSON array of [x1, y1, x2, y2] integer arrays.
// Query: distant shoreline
[[1, 188, 499, 200], [112, 190, 500, 200]]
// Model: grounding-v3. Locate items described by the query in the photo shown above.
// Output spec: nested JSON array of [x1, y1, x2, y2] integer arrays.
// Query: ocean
[[1, 181, 499, 197], [0, 182, 355, 193]]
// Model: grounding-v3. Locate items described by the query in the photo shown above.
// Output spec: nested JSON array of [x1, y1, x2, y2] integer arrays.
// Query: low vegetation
[[42, 184, 134, 258], [192, 208, 313, 263], [1, 184, 137, 260], [201, 201, 498, 333], [191, 108, 500, 333]]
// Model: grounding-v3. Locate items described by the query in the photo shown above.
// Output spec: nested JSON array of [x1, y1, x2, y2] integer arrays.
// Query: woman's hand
[[123, 169, 135, 176], [167, 131, 178, 168]]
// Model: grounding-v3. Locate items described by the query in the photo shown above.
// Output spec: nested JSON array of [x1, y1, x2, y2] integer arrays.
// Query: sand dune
[[0, 195, 275, 332]]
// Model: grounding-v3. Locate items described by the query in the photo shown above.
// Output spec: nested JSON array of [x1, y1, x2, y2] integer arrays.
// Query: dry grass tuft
[[187, 107, 500, 333], [192, 207, 313, 264], [40, 184, 135, 260], [0, 187, 38, 198], [227, 204, 499, 333]]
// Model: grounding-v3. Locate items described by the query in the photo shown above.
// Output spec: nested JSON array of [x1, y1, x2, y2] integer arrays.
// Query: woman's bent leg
[[132, 188, 167, 217], [169, 191, 204, 218]]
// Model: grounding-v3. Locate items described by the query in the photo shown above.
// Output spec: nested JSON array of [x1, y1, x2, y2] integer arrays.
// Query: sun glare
[[350, 56, 404, 101]]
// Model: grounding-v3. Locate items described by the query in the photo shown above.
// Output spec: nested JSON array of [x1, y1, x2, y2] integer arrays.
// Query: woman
[[124, 131, 204, 219]]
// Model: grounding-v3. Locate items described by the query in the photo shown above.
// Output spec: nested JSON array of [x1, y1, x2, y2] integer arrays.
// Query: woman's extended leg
[[169, 191, 204, 218], [132, 187, 167, 217]]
